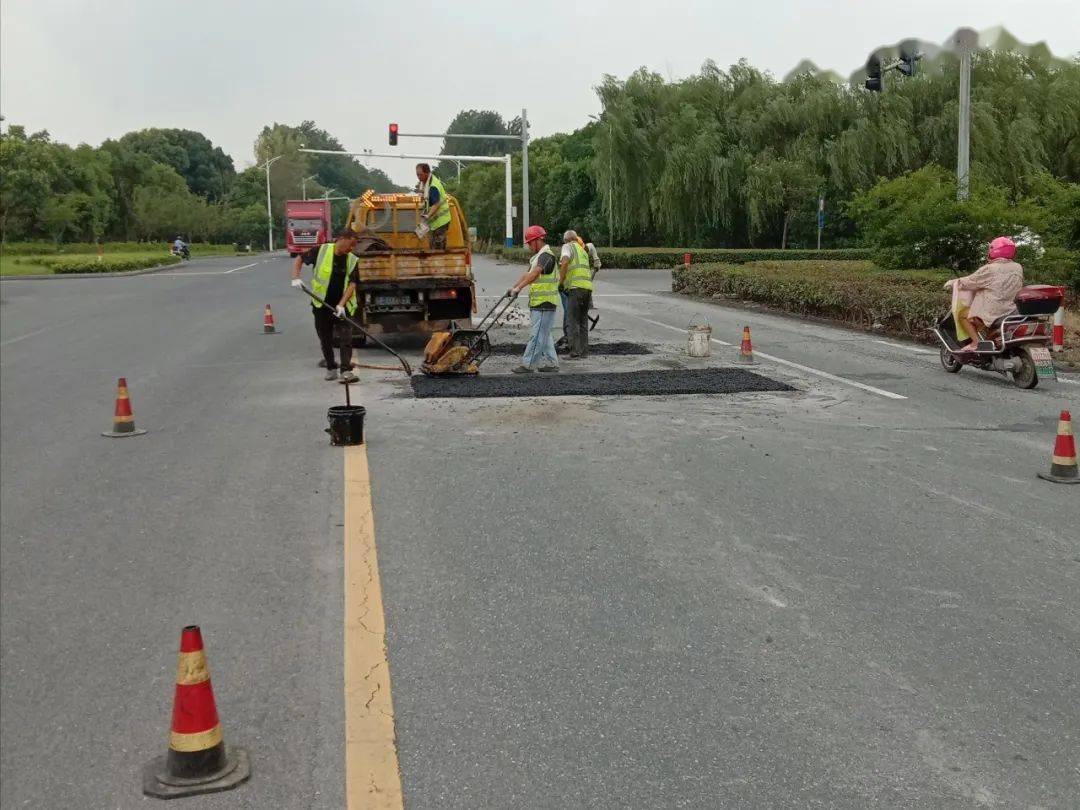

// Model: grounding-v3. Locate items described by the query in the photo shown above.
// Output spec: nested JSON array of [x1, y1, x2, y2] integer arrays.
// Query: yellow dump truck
[[343, 190, 475, 337]]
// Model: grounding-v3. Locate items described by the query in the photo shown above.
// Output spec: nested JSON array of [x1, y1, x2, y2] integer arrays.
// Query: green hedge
[[491, 245, 872, 268], [50, 255, 182, 274], [673, 261, 955, 337]]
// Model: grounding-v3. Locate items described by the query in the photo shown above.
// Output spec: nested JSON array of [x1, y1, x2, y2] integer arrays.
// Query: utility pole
[[260, 154, 283, 252], [521, 108, 530, 244], [954, 28, 977, 201]]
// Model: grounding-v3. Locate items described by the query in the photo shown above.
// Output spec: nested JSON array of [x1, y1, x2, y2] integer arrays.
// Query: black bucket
[[326, 405, 366, 446]]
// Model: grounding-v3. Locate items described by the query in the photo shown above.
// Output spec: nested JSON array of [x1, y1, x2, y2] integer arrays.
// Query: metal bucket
[[687, 316, 711, 357], [326, 405, 366, 446]]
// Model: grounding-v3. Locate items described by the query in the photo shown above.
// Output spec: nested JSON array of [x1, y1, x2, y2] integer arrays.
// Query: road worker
[[291, 229, 361, 382], [508, 225, 559, 373], [558, 229, 594, 358], [415, 163, 452, 250]]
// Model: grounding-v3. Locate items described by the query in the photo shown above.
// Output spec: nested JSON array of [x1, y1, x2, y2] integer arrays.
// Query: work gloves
[[334, 305, 346, 319], [290, 278, 303, 288], [507, 288, 518, 298]]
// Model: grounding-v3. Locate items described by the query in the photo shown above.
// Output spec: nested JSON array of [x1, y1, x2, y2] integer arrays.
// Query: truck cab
[[285, 199, 332, 256], [343, 191, 475, 335]]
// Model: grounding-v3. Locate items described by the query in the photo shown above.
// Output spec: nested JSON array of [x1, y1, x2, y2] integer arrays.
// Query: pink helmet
[[524, 225, 547, 244], [988, 236, 1016, 261]]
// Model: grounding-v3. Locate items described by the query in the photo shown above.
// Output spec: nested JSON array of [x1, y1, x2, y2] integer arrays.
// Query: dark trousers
[[566, 288, 592, 356], [559, 290, 570, 340], [430, 224, 449, 250], [313, 306, 352, 370]]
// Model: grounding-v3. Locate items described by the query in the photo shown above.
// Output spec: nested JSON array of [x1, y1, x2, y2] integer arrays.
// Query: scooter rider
[[944, 236, 1024, 351]]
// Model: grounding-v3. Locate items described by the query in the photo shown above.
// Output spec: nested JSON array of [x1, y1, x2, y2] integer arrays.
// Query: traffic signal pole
[[299, 148, 515, 248], [388, 112, 531, 245]]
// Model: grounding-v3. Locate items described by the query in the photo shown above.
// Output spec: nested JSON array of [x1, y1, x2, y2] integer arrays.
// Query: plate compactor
[[421, 291, 519, 376]]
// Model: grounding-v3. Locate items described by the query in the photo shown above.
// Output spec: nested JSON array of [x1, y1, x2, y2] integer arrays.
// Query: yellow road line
[[344, 445, 403, 809]]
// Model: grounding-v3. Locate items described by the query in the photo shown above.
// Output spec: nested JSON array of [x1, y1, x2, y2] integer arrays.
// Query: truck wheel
[[1012, 349, 1038, 389]]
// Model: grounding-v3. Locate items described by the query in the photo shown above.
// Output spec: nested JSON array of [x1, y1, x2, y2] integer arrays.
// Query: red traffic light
[[389, 123, 399, 146]]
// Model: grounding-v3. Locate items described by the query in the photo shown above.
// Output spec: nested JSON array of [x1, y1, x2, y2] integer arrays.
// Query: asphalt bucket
[[687, 315, 711, 358], [326, 405, 366, 446]]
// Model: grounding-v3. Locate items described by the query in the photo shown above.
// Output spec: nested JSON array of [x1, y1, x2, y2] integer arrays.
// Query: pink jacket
[[956, 259, 1024, 324]]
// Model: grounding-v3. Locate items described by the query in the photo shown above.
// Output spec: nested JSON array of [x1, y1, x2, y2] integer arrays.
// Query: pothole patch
[[488, 341, 651, 356], [411, 368, 795, 399]]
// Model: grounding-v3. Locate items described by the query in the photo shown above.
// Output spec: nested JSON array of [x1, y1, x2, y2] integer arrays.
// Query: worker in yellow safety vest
[[416, 163, 452, 250], [291, 229, 360, 382], [508, 225, 560, 374], [558, 229, 595, 358]]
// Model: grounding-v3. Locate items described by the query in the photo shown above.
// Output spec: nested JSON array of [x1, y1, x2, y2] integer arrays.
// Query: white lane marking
[[0, 321, 73, 347], [874, 339, 937, 355], [1058, 376, 1079, 386], [591, 293, 651, 297], [620, 311, 907, 401], [634, 315, 732, 345], [224, 262, 258, 274]]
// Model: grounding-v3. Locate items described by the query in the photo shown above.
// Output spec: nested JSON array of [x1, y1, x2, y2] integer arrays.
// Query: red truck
[[285, 199, 332, 256]]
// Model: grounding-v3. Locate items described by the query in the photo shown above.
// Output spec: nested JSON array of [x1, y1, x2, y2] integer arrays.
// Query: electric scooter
[[932, 284, 1063, 389]]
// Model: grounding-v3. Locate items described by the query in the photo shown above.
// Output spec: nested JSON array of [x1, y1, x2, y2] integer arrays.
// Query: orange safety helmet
[[524, 225, 547, 244]]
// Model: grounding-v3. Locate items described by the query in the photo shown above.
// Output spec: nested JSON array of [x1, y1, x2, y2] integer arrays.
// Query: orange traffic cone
[[263, 304, 277, 334], [738, 326, 755, 363], [102, 377, 147, 438], [143, 626, 251, 798], [1037, 410, 1079, 484]]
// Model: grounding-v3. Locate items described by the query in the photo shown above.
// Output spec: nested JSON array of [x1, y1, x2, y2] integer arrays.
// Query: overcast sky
[[3, 0, 1078, 186]]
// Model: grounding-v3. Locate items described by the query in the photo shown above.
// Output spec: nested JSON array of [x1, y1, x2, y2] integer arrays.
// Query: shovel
[[299, 284, 413, 376]]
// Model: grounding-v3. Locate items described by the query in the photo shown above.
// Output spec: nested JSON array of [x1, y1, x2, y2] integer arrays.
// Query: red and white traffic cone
[[1037, 410, 1079, 485], [142, 626, 251, 798], [263, 305, 277, 334], [738, 326, 755, 364], [1051, 306, 1064, 353], [102, 377, 147, 438]]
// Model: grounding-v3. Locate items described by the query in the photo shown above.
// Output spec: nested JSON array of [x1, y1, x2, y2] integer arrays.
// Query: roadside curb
[[0, 261, 182, 281], [0, 254, 275, 281]]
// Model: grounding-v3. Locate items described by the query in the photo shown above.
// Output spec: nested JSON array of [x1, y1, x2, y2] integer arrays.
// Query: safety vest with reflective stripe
[[310, 243, 358, 315], [565, 240, 594, 291], [425, 174, 452, 232], [529, 245, 560, 309]]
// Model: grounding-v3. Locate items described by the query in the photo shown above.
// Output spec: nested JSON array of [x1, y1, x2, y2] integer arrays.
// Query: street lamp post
[[260, 154, 283, 252], [589, 114, 614, 247], [301, 174, 317, 200], [954, 28, 977, 201]]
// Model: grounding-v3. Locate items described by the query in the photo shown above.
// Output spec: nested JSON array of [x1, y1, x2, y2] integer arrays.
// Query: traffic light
[[898, 41, 920, 77], [865, 54, 883, 92], [388, 123, 399, 146]]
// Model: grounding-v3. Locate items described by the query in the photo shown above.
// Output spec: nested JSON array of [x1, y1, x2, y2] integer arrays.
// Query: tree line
[[0, 121, 399, 246], [447, 51, 1080, 258]]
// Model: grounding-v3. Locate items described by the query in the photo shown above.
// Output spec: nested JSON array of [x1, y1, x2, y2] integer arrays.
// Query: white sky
[[2, 0, 1078, 187]]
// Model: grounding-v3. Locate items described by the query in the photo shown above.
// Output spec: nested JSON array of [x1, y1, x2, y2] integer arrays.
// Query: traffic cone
[[1037, 410, 1079, 484], [102, 377, 146, 438], [143, 626, 251, 799], [263, 304, 276, 334], [738, 326, 755, 363]]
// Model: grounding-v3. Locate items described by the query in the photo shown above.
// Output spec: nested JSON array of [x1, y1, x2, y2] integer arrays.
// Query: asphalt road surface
[[1, 252, 1077, 808]]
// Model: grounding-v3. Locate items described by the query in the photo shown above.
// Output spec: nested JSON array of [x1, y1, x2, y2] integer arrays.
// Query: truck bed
[[354, 249, 469, 282]]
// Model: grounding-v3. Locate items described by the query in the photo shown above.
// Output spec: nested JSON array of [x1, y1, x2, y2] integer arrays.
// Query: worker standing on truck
[[558, 229, 594, 358], [509, 225, 559, 374], [415, 163, 452, 250], [291, 229, 361, 383]]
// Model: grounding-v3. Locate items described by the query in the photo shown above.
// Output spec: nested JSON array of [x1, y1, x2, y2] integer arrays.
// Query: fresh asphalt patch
[[488, 341, 652, 356], [411, 367, 795, 399]]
